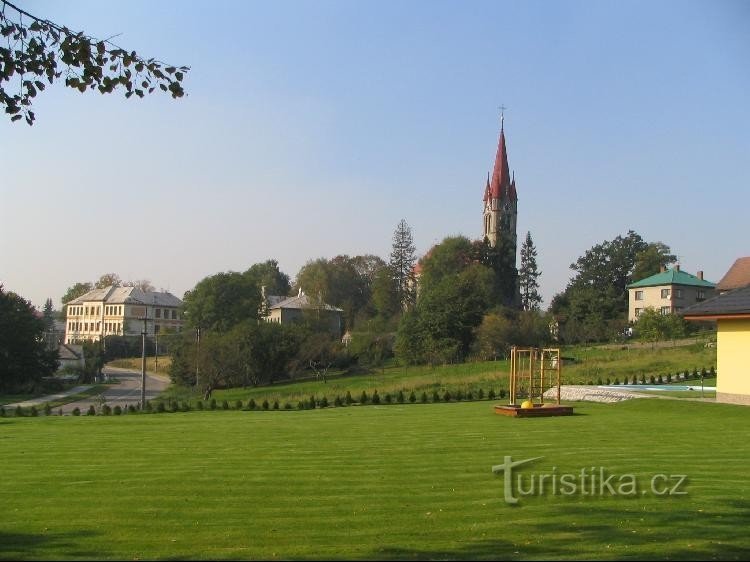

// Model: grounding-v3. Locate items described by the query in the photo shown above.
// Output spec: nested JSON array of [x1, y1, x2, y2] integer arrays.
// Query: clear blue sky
[[2, 0, 748, 310]]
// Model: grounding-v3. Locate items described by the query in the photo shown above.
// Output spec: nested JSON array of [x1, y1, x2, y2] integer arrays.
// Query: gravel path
[[543, 385, 653, 403]]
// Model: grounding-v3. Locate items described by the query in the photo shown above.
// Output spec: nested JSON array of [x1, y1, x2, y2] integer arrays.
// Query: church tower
[[482, 117, 518, 260]]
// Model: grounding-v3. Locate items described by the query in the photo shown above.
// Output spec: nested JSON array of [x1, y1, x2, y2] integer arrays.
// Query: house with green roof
[[626, 265, 716, 323]]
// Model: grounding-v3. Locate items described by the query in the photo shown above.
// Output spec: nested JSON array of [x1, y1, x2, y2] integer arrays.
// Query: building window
[[155, 308, 161, 318], [635, 291, 644, 301], [155, 324, 161, 334], [697, 290, 705, 301], [172, 310, 177, 320], [635, 308, 642, 317], [661, 306, 671, 315], [675, 289, 682, 299], [661, 288, 670, 299]]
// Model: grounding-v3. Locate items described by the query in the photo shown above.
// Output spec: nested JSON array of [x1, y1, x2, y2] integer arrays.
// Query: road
[[57, 366, 170, 414]]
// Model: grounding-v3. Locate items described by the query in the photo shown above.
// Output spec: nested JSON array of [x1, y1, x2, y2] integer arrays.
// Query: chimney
[[697, 270, 703, 280], [660, 265, 666, 273], [675, 264, 680, 272]]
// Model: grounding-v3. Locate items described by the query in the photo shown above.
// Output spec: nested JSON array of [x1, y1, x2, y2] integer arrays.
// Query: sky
[[2, 0, 749, 311]]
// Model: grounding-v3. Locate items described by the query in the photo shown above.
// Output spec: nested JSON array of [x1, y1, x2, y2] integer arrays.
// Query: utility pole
[[154, 330, 159, 373], [140, 313, 149, 410], [195, 326, 201, 390]]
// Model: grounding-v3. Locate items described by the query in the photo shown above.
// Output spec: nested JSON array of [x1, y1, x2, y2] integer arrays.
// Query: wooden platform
[[494, 404, 575, 417]]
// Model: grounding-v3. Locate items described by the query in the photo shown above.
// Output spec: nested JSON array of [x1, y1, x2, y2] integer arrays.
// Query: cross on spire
[[498, 104, 507, 129]]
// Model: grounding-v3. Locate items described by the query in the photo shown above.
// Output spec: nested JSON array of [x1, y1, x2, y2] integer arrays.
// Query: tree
[[1, 1, 188, 125], [95, 273, 122, 289], [389, 219, 417, 309], [42, 297, 55, 331], [0, 285, 58, 392], [635, 308, 687, 344], [371, 265, 400, 321], [61, 281, 93, 307], [183, 271, 261, 333], [632, 242, 677, 282], [123, 279, 155, 292], [519, 231, 542, 311]]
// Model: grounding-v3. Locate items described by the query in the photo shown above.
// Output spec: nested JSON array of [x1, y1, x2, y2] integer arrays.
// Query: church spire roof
[[489, 123, 512, 200]]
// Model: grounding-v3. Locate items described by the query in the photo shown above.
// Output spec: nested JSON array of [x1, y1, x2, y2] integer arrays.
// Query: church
[[482, 116, 518, 258]]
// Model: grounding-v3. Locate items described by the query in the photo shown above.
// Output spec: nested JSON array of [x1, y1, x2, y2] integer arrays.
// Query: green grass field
[[2, 398, 748, 560]]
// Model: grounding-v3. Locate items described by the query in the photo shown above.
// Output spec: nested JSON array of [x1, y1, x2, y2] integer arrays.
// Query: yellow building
[[65, 286, 184, 343], [683, 285, 750, 405], [626, 265, 715, 323]]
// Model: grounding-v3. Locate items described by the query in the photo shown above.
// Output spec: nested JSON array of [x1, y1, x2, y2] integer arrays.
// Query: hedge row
[[589, 366, 716, 386]]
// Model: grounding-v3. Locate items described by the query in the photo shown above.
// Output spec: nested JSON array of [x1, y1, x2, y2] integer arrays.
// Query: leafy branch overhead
[[0, 0, 188, 125]]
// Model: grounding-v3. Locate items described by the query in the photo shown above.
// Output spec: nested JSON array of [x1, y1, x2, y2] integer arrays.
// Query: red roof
[[487, 125, 516, 202]]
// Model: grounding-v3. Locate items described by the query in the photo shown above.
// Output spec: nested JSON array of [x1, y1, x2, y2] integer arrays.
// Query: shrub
[[397, 390, 405, 404], [273, 400, 280, 410], [478, 389, 484, 399], [181, 401, 190, 412], [72, 407, 81, 416], [432, 391, 440, 403], [701, 367, 708, 379], [420, 392, 428, 404], [666, 373, 672, 383], [596, 377, 603, 386], [334, 396, 342, 407], [86, 405, 96, 416], [455, 390, 463, 401], [262, 400, 269, 411], [209, 398, 217, 410], [499, 389, 507, 399], [145, 401, 152, 412], [113, 405, 122, 415], [0, 406, 5, 417], [488, 389, 496, 400], [235, 400, 243, 410], [15, 405, 23, 417], [196, 400, 204, 410], [247, 399, 256, 411], [587, 380, 594, 386], [320, 396, 329, 408], [692, 367, 698, 379], [284, 402, 292, 410], [156, 402, 166, 413], [359, 391, 368, 404], [710, 366, 716, 378], [443, 390, 452, 402], [221, 400, 229, 411], [605, 378, 611, 386], [43, 403, 52, 416], [128, 404, 136, 414], [613, 378, 620, 386], [170, 401, 180, 413], [345, 391, 353, 405], [102, 404, 112, 416], [372, 391, 381, 405], [657, 374, 663, 384], [309, 395, 316, 409], [297, 401, 304, 410], [384, 393, 392, 404], [409, 391, 416, 403], [30, 406, 39, 417], [57, 408, 63, 416]]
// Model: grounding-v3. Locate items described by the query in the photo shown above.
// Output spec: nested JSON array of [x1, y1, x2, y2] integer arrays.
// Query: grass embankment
[[2, 399, 748, 560], [153, 340, 716, 407], [108, 356, 172, 377]]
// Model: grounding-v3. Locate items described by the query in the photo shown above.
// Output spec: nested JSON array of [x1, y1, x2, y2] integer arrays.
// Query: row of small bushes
[[1, 388, 509, 417], [589, 366, 716, 386]]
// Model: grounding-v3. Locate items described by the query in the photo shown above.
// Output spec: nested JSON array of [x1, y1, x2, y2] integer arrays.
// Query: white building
[[65, 286, 183, 343]]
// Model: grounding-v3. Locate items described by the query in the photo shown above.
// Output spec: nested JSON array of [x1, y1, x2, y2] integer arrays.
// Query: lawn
[[1, 398, 748, 560]]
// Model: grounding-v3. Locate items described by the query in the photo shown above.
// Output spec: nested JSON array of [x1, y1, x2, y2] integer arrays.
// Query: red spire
[[489, 124, 511, 200]]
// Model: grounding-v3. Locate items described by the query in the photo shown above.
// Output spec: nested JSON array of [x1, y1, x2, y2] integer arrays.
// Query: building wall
[[66, 302, 183, 343], [629, 284, 715, 323], [716, 318, 750, 405]]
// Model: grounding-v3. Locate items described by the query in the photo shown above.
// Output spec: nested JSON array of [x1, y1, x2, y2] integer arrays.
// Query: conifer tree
[[519, 231, 542, 311], [389, 219, 417, 309]]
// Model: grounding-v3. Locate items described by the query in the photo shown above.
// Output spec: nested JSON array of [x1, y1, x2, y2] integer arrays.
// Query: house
[[716, 257, 750, 294], [262, 289, 343, 335], [683, 285, 750, 405], [626, 265, 716, 323], [65, 286, 184, 343]]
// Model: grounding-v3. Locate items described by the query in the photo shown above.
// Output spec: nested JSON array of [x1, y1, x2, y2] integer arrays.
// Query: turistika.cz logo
[[491, 456, 688, 505]]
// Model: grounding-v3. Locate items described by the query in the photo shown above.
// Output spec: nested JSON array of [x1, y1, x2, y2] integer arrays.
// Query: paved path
[[4, 367, 170, 414], [543, 385, 716, 404]]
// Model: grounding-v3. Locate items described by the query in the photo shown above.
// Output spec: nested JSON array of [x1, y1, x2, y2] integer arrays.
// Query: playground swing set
[[494, 346, 574, 417]]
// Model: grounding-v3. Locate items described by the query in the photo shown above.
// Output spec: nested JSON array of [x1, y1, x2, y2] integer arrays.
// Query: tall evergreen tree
[[519, 231, 542, 311], [389, 219, 417, 309]]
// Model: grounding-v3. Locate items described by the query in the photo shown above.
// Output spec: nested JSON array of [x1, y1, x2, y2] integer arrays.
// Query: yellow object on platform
[[521, 400, 534, 409]]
